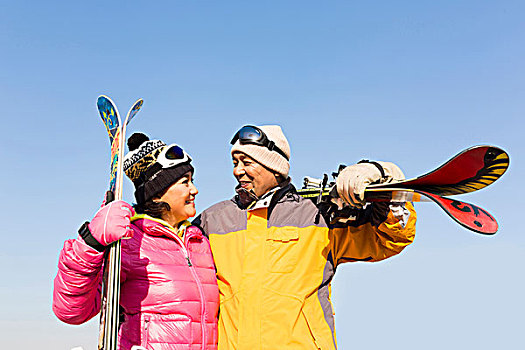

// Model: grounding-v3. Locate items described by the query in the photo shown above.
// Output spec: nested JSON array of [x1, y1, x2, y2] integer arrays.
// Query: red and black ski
[[366, 145, 509, 196], [364, 188, 499, 234], [414, 190, 498, 234], [298, 145, 509, 235]]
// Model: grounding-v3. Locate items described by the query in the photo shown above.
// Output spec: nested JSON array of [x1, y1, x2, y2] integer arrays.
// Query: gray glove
[[336, 161, 405, 208]]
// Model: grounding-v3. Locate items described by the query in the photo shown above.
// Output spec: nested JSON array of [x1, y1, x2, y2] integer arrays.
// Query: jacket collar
[[132, 215, 202, 241], [232, 179, 297, 219]]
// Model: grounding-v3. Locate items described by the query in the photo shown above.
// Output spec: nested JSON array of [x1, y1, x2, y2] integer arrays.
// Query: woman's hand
[[88, 200, 135, 246]]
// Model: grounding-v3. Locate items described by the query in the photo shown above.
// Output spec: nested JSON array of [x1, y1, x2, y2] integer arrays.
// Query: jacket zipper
[[143, 316, 150, 347], [159, 226, 207, 350], [184, 232, 207, 350]]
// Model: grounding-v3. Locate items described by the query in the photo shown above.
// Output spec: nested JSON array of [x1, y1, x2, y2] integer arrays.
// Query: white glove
[[336, 161, 405, 208]]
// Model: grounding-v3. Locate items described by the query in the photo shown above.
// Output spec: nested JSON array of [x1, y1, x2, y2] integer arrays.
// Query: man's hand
[[336, 161, 405, 208]]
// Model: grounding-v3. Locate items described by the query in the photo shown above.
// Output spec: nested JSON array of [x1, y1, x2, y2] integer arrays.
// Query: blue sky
[[1, 1, 524, 349]]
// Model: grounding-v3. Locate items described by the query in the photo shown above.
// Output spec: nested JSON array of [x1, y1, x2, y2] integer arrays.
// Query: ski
[[413, 190, 498, 234], [116, 98, 143, 207], [297, 145, 509, 235], [96, 95, 122, 350], [361, 188, 498, 234], [366, 145, 509, 196], [301, 185, 499, 234], [96, 96, 143, 350]]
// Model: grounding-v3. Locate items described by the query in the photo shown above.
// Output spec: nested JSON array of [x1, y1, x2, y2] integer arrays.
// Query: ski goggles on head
[[230, 125, 289, 160], [156, 144, 192, 169], [136, 143, 192, 184]]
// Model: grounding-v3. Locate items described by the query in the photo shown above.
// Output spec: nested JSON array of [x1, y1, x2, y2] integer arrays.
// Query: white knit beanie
[[231, 125, 290, 177]]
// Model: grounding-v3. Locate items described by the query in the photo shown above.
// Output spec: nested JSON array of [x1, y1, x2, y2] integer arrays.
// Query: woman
[[53, 133, 219, 350]]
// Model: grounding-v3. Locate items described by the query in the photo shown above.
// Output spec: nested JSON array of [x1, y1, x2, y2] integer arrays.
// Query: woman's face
[[156, 171, 198, 226]]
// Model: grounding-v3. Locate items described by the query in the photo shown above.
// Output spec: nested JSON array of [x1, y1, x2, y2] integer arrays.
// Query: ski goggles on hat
[[137, 144, 192, 183], [156, 144, 192, 168], [230, 125, 289, 160]]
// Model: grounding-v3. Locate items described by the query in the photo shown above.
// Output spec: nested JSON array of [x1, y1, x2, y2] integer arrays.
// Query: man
[[194, 124, 417, 350]]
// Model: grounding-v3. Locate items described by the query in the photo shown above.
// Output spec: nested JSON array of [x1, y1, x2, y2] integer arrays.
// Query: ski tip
[[97, 95, 116, 105], [124, 98, 144, 126], [133, 99, 144, 110], [418, 190, 500, 235], [486, 146, 510, 168], [469, 145, 510, 171]]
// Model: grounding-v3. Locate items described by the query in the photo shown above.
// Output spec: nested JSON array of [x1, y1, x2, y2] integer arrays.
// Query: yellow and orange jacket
[[196, 184, 416, 350]]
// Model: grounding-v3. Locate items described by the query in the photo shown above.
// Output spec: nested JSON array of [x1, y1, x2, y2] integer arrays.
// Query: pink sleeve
[[52, 236, 105, 325]]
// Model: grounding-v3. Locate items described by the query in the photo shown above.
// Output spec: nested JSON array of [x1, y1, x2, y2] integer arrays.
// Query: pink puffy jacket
[[53, 216, 219, 350]]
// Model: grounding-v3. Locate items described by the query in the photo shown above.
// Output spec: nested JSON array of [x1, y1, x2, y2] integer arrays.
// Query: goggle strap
[[139, 163, 163, 183], [230, 126, 289, 160], [275, 146, 288, 160], [233, 139, 289, 160], [230, 134, 239, 145]]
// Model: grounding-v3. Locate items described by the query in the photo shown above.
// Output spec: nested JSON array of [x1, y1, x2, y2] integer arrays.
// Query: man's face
[[232, 152, 279, 197]]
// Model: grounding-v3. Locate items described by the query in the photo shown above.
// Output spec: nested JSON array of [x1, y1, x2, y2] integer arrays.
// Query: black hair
[[133, 200, 171, 219]]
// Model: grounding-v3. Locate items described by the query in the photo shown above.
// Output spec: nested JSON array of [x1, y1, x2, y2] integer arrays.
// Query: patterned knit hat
[[231, 125, 290, 177], [123, 133, 194, 204]]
